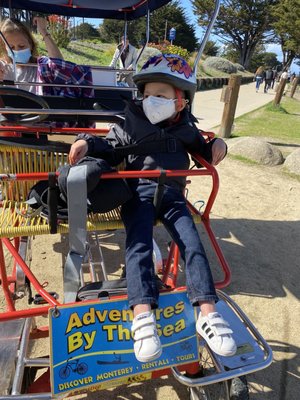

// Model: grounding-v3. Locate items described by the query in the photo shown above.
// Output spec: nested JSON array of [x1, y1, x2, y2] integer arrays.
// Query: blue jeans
[[256, 76, 263, 90], [121, 181, 218, 309]]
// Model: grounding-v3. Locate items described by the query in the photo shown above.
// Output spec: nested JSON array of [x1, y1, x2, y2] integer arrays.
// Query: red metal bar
[[201, 219, 231, 288], [2, 238, 61, 307], [0, 167, 215, 182], [171, 245, 180, 288], [189, 153, 219, 219], [162, 241, 176, 289], [0, 240, 15, 311], [0, 305, 50, 321], [0, 126, 109, 134]]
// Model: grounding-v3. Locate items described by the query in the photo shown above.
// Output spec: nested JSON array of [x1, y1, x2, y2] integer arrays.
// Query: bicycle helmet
[[133, 53, 197, 103]]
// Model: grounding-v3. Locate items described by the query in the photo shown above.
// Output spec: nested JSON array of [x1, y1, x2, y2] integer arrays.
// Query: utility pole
[[164, 20, 167, 41]]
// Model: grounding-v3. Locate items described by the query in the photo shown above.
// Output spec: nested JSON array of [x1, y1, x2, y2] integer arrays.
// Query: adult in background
[[0, 17, 94, 134], [110, 35, 138, 86], [0, 16, 63, 93], [271, 68, 278, 89], [263, 67, 273, 93], [254, 66, 264, 93]]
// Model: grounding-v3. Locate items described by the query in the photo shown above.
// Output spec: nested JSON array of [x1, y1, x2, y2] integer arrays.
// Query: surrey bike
[[0, 1, 272, 399]]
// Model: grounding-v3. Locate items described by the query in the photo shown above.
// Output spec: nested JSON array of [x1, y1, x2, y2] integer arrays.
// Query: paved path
[[192, 81, 276, 131]]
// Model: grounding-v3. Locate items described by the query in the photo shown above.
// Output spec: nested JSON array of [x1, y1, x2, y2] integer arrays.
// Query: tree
[[203, 40, 220, 56], [249, 51, 280, 71], [271, 0, 300, 69], [192, 0, 278, 69], [99, 1, 198, 52], [75, 22, 99, 40]]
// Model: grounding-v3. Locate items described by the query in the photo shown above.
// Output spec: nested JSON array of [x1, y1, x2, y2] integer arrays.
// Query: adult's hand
[[33, 16, 48, 38]]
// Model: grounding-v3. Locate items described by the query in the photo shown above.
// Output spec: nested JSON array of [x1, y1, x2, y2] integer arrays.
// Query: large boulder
[[284, 148, 300, 175], [203, 57, 237, 74], [234, 63, 245, 72], [227, 137, 284, 165]]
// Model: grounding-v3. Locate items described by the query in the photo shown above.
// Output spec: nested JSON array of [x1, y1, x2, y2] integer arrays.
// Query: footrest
[[0, 319, 25, 395], [32, 292, 59, 305], [171, 290, 273, 387]]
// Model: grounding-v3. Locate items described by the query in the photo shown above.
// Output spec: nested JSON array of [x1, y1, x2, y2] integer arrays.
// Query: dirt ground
[[17, 143, 298, 400]]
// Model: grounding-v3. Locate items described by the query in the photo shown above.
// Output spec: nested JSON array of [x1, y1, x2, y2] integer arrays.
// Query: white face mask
[[142, 96, 176, 124]]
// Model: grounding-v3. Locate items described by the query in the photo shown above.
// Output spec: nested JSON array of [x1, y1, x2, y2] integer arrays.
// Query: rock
[[227, 137, 284, 165], [202, 57, 237, 74], [284, 148, 300, 175], [234, 63, 245, 72]]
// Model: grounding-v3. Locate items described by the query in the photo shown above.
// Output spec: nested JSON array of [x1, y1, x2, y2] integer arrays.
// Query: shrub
[[48, 15, 71, 48], [147, 40, 190, 61]]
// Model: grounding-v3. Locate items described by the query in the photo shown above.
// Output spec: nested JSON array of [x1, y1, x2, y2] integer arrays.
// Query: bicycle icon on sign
[[59, 357, 88, 379]]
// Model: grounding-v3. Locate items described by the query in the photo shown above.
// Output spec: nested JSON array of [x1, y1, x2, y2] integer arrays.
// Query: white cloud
[[265, 43, 283, 60]]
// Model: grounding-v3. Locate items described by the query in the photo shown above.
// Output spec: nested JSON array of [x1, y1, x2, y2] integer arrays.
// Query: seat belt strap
[[63, 165, 88, 303]]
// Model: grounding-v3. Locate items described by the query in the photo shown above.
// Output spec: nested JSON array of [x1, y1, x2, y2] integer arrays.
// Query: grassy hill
[[36, 36, 253, 78]]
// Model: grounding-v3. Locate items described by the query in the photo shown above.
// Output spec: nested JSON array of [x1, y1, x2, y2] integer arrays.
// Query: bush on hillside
[[147, 41, 190, 61], [203, 57, 237, 74]]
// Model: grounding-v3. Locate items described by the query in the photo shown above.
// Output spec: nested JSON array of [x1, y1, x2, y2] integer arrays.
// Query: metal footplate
[[171, 290, 273, 387], [0, 319, 26, 395]]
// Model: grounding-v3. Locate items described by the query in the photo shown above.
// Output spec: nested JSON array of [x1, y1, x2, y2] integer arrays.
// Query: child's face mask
[[143, 96, 176, 124], [7, 47, 32, 64]]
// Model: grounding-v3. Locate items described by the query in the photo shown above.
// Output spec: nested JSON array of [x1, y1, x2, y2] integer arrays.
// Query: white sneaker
[[196, 312, 237, 357], [131, 311, 162, 362]]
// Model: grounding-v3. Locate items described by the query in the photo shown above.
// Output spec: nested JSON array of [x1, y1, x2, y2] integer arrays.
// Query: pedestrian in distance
[[263, 67, 273, 93], [254, 66, 264, 92], [110, 35, 138, 86], [69, 53, 237, 363], [271, 69, 278, 89]]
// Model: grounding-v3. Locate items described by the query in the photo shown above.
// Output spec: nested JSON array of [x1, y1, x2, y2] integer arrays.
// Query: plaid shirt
[[37, 56, 94, 98], [37, 56, 95, 127]]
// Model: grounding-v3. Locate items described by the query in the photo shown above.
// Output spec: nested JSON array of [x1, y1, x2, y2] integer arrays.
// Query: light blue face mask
[[7, 47, 32, 64]]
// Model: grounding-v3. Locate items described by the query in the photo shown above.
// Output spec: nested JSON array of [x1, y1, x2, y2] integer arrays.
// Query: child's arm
[[69, 126, 127, 166]]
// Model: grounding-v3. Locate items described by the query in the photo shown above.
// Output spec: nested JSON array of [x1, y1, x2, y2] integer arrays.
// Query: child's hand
[[69, 140, 88, 165], [211, 138, 227, 165]]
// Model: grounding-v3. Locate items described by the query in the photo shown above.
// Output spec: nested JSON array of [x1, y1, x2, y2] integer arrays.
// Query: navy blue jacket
[[77, 100, 218, 190]]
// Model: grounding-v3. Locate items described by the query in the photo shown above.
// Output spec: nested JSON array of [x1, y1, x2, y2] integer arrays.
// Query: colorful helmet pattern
[[133, 53, 197, 102]]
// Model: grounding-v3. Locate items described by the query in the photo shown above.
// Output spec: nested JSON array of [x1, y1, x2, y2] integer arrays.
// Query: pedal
[[32, 292, 59, 305]]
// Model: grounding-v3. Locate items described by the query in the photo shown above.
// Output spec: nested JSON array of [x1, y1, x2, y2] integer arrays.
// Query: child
[[69, 54, 237, 362]]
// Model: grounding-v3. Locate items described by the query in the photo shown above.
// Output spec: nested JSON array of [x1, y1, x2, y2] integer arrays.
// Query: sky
[[77, 0, 299, 73]]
